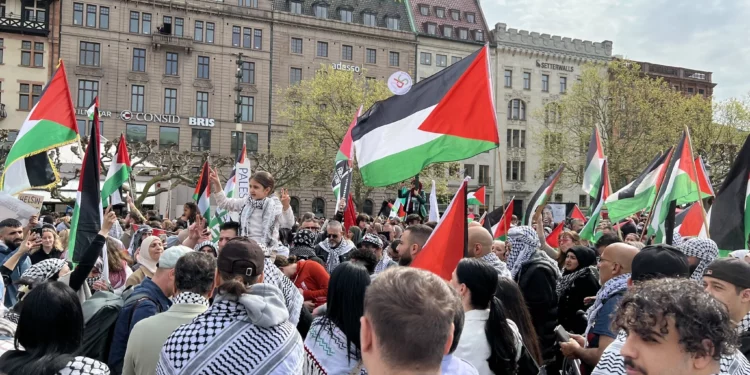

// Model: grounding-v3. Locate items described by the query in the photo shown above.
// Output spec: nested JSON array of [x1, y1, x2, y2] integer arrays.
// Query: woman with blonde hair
[[29, 228, 64, 265], [58, 229, 70, 252], [106, 237, 134, 294]]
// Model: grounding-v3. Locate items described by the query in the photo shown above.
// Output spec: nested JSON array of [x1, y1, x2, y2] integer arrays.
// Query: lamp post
[[234, 53, 244, 133]]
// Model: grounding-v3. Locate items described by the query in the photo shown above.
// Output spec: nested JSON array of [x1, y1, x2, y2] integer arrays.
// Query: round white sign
[[388, 71, 413, 95]]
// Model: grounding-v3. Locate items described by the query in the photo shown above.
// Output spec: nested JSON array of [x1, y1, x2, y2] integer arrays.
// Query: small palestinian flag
[[481, 198, 514, 240], [582, 127, 605, 198], [193, 162, 211, 222], [332, 105, 362, 214], [86, 98, 97, 120], [605, 151, 670, 223], [708, 134, 750, 251], [675, 203, 707, 238], [570, 205, 586, 221], [353, 46, 499, 187], [546, 222, 565, 248], [467, 186, 485, 206], [389, 199, 406, 219], [102, 134, 131, 207], [580, 159, 611, 242], [522, 165, 564, 225]]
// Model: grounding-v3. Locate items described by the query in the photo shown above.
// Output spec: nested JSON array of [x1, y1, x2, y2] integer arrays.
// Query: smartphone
[[554, 325, 571, 343], [32, 227, 43, 236]]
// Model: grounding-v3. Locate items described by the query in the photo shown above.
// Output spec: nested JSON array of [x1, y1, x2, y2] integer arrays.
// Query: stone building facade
[[636, 60, 716, 99]]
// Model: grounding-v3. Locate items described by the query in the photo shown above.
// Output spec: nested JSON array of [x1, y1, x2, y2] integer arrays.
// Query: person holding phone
[[28, 228, 64, 265]]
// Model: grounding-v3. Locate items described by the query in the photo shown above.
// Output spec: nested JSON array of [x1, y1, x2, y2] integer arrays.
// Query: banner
[[0, 192, 39, 225]]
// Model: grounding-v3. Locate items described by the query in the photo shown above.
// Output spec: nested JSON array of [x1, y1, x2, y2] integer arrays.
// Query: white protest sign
[[0, 192, 40, 225], [17, 193, 44, 213], [547, 203, 567, 225]]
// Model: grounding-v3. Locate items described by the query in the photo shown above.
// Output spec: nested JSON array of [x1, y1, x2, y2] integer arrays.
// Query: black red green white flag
[[332, 105, 362, 214], [580, 159, 611, 242], [193, 162, 211, 222], [582, 127, 605, 198], [522, 165, 564, 225], [605, 151, 670, 223], [707, 134, 750, 251]]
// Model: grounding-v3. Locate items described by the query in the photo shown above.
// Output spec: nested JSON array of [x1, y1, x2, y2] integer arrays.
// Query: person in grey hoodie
[[156, 238, 303, 375]]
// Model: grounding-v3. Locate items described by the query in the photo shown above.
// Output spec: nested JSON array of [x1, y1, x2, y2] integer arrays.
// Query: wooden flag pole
[[685, 126, 711, 239]]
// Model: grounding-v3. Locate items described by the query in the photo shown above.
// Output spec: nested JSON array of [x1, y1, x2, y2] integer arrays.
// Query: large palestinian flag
[[579, 159, 611, 242], [675, 156, 714, 205], [193, 162, 211, 222], [522, 165, 564, 225], [605, 151, 670, 223], [708, 134, 750, 251], [675, 203, 707, 239], [352, 46, 498, 187], [582, 127, 605, 198], [1, 61, 79, 194], [102, 133, 131, 207], [332, 105, 362, 214], [481, 198, 514, 240], [467, 186, 486, 206]]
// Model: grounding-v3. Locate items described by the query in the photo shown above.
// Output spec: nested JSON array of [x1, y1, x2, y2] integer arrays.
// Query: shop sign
[[536, 60, 574, 72], [76, 108, 112, 117], [120, 110, 180, 124], [188, 117, 215, 127], [332, 62, 361, 73]]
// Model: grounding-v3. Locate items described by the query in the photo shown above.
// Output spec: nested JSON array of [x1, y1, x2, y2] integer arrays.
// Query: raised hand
[[20, 233, 42, 254], [209, 168, 222, 191], [280, 188, 291, 211]]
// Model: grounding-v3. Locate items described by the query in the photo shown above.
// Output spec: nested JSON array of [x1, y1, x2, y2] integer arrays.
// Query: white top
[[454, 309, 523, 375]]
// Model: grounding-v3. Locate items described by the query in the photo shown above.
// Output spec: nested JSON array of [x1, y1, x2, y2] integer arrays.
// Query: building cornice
[[273, 11, 418, 44], [492, 22, 612, 63]]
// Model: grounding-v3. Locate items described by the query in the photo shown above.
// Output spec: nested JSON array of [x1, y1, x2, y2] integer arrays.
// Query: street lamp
[[234, 53, 244, 126]]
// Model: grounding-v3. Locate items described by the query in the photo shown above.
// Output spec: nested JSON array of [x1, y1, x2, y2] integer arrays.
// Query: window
[[240, 96, 254, 122], [363, 12, 376, 26], [342, 45, 353, 60], [290, 197, 300, 215], [132, 48, 146, 72], [232, 26, 241, 46], [238, 0, 257, 7], [174, 18, 184, 37], [126, 124, 147, 143], [242, 28, 251, 48], [129, 11, 139, 33], [191, 129, 211, 152], [142, 13, 151, 34], [426, 23, 436, 35], [131, 85, 144, 112], [85, 4, 96, 27], [451, 9, 460, 20], [386, 16, 399, 30], [554, 194, 563, 203], [317, 41, 328, 57], [475, 30, 484, 41], [197, 56, 209, 79], [687, 87, 694, 94], [312, 198, 325, 216], [560, 77, 567, 93], [339, 9, 352, 22], [506, 129, 526, 148], [19, 84, 41, 110], [389, 51, 399, 67], [194, 21, 203, 41], [523, 72, 531, 90], [79, 42, 99, 66], [699, 89, 705, 95], [195, 91, 208, 117], [435, 7, 445, 18], [458, 28, 468, 40], [206, 22, 215, 43], [504, 70, 512, 87], [73, 3, 83, 25], [506, 160, 526, 181], [478, 165, 490, 184], [579, 195, 588, 208], [466, 12, 475, 23], [451, 56, 462, 65], [247, 133, 259, 154], [240, 61, 255, 84], [290, 1, 302, 14], [291, 37, 302, 54], [363, 199, 373, 215], [159, 127, 179, 150], [541, 74, 549, 92], [507, 99, 526, 120], [420, 52, 431, 65], [314, 4, 327, 18], [419, 5, 428, 15], [464, 164, 475, 178], [33, 42, 43, 67], [365, 48, 376, 64], [165, 52, 178, 75], [99, 6, 109, 29], [443, 25, 452, 38], [77, 80, 98, 107], [436, 54, 447, 67], [290, 67, 302, 85], [254, 29, 262, 49], [20, 41, 30, 66], [164, 88, 177, 115]]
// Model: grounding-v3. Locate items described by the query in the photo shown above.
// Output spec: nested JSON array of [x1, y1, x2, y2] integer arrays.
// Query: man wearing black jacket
[[702, 257, 750, 361]]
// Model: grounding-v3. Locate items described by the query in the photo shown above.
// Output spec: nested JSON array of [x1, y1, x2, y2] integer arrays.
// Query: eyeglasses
[[328, 234, 340, 239]]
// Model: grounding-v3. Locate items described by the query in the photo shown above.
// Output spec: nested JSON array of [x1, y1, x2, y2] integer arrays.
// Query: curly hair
[[613, 278, 737, 361]]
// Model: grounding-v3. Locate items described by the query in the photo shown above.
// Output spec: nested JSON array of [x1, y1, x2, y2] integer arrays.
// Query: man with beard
[[0, 219, 33, 308], [314, 221, 354, 273], [395, 224, 433, 267]]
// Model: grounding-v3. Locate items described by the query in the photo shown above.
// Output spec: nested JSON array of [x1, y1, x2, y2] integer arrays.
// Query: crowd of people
[[0, 171, 749, 375]]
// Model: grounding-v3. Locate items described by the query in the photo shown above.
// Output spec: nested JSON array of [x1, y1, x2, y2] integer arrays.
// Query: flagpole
[[685, 126, 711, 239], [640, 148, 676, 241], [495, 147, 507, 212]]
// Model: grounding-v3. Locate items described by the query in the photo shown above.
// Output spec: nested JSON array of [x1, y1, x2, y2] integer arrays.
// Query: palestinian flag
[[467, 186, 486, 206], [86, 98, 97, 119], [582, 127, 605, 198], [570, 205, 586, 221], [481, 198, 514, 240], [352, 46, 498, 187], [649, 131, 701, 243], [707, 134, 750, 251], [68, 109, 107, 278], [411, 177, 469, 280], [674, 156, 714, 205], [102, 133, 131, 207], [580, 159, 611, 242], [1, 61, 79, 195], [332, 105, 362, 213], [675, 203, 707, 238], [546, 221, 565, 248], [605, 151, 670, 223], [193, 162, 211, 222], [210, 139, 251, 239], [389, 199, 406, 219], [343, 195, 357, 231], [522, 165, 564, 225]]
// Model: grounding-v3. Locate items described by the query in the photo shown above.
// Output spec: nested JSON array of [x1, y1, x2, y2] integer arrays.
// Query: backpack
[[80, 291, 124, 362]]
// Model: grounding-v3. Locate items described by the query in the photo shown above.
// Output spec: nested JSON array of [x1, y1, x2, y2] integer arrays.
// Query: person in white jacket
[[451, 258, 523, 375]]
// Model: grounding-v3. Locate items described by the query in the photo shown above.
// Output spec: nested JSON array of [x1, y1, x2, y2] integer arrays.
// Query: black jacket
[[516, 251, 560, 362], [558, 268, 600, 335], [740, 331, 750, 362]]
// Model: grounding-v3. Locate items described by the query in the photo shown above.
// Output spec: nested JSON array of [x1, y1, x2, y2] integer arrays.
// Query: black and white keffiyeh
[[672, 230, 684, 247], [584, 273, 630, 337], [317, 240, 354, 273], [361, 233, 383, 249], [193, 240, 218, 257], [240, 196, 283, 252], [506, 226, 541, 278], [22, 258, 67, 282], [374, 253, 393, 274], [248, 197, 268, 210], [264, 258, 303, 325], [172, 292, 209, 307], [481, 252, 511, 279], [57, 356, 110, 375], [737, 310, 750, 335], [679, 238, 719, 282], [556, 267, 591, 298]]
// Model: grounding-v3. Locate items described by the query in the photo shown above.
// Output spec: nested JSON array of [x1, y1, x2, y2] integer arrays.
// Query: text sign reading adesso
[[332, 62, 361, 73]]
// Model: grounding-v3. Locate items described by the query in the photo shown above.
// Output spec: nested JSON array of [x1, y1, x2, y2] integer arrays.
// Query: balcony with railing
[[0, 11, 49, 36], [151, 33, 193, 54]]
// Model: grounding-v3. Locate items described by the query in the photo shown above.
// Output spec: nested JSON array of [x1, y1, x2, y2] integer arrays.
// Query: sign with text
[[120, 110, 181, 124], [235, 158, 252, 199], [536, 60, 574, 72], [0, 192, 39, 225], [17, 193, 44, 213]]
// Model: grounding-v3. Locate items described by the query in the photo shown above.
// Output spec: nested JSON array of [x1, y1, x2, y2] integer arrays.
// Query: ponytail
[[485, 296, 518, 375]]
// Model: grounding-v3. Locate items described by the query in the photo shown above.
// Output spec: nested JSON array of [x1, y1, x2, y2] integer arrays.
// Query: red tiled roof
[[409, 0, 489, 41]]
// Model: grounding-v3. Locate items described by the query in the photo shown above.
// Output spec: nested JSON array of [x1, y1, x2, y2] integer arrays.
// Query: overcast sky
[[479, 0, 750, 102]]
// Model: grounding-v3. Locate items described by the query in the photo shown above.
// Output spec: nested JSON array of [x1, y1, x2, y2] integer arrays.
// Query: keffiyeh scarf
[[264, 257, 303, 325], [173, 292, 209, 307], [481, 252, 511, 279], [194, 240, 218, 257], [679, 238, 719, 281], [303, 317, 366, 375], [240, 196, 282, 253], [22, 258, 67, 282], [375, 253, 393, 274], [128, 225, 152, 257], [318, 240, 354, 273], [737, 310, 750, 335], [585, 273, 630, 337], [361, 233, 383, 249], [556, 267, 591, 298], [506, 226, 541, 279]]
